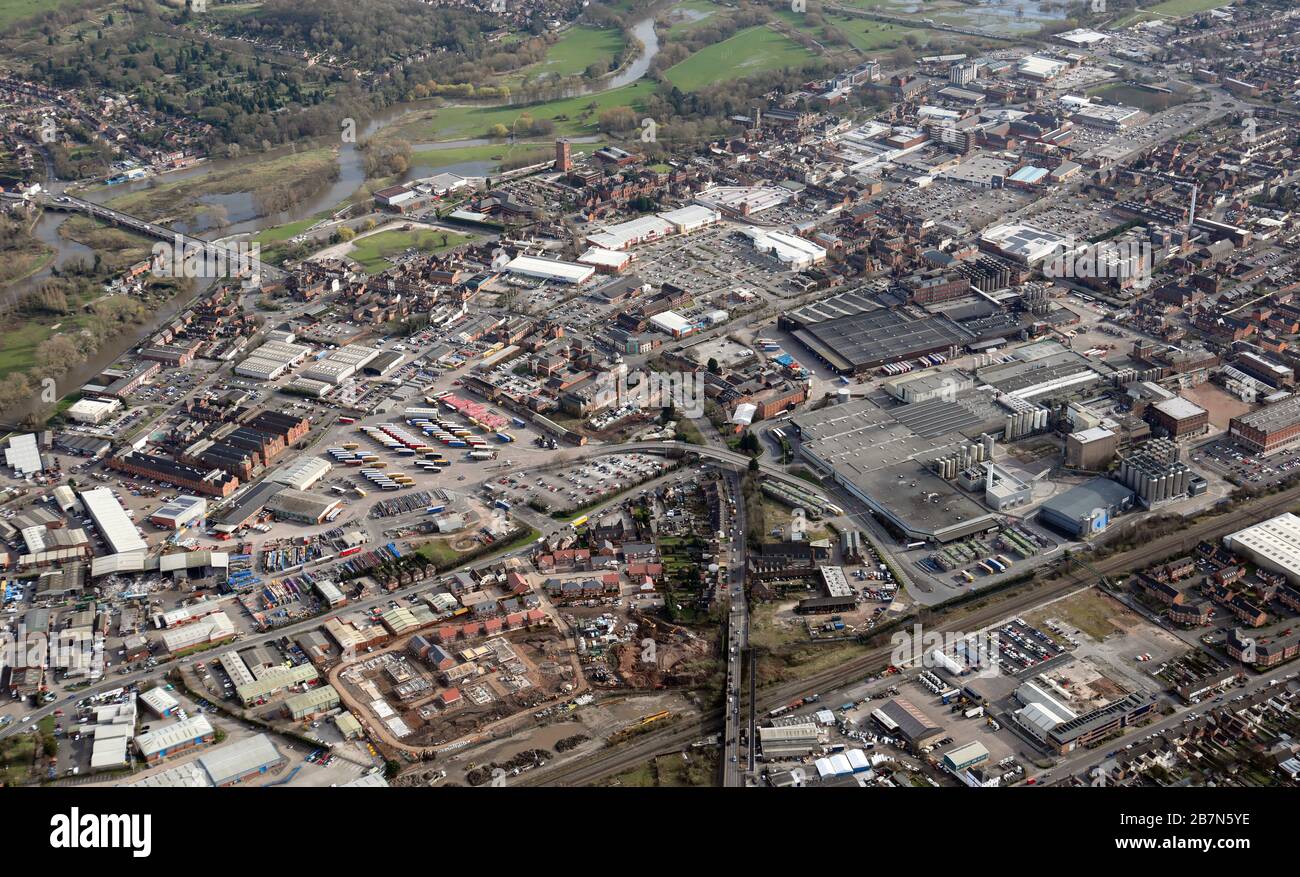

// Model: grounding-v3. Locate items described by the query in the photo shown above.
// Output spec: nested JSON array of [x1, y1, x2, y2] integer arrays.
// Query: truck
[[965, 706, 984, 719], [468, 450, 497, 461], [496, 432, 514, 443], [511, 416, 527, 429]]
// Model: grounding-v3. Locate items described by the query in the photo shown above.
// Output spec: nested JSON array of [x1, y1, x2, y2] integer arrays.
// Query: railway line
[[518, 486, 1300, 786]]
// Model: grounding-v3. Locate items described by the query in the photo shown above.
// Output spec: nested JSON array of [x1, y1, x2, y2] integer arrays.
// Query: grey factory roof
[[1233, 393, 1300, 431], [197, 733, 284, 785], [1039, 477, 1135, 521], [795, 400, 997, 540], [785, 289, 882, 326], [211, 481, 286, 528], [872, 698, 942, 743], [792, 309, 975, 372]]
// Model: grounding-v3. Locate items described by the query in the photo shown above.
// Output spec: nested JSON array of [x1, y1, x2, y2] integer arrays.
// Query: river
[[1, 11, 662, 424]]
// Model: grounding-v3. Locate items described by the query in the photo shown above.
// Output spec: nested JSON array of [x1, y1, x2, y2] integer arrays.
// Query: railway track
[[518, 486, 1300, 786]]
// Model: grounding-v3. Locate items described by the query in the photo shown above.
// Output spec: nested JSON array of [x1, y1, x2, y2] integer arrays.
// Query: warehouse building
[[782, 304, 974, 375], [504, 254, 594, 285], [135, 714, 216, 763], [658, 204, 721, 233], [234, 663, 319, 706], [90, 725, 131, 770], [161, 612, 237, 655], [585, 214, 675, 250], [209, 481, 284, 533], [284, 683, 340, 720], [758, 722, 821, 757], [1229, 395, 1300, 455], [197, 733, 286, 786], [270, 457, 332, 491], [1224, 512, 1300, 585], [941, 741, 989, 772], [149, 495, 207, 530], [67, 397, 123, 425], [1036, 477, 1135, 538], [80, 487, 148, 556], [741, 228, 827, 270], [362, 350, 404, 376], [140, 686, 180, 718], [870, 698, 944, 749], [266, 488, 341, 524], [792, 398, 1001, 542]]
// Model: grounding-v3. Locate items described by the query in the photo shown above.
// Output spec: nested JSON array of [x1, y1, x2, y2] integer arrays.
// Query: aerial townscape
[[0, 0, 1299, 824]]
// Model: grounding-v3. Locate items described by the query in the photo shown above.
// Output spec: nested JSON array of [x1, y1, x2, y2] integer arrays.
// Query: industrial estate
[[1, 0, 1300, 809]]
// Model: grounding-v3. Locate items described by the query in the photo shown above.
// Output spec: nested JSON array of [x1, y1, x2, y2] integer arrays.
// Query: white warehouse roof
[[1224, 512, 1300, 583], [271, 456, 332, 490], [505, 254, 595, 285], [134, 714, 214, 759], [586, 214, 674, 250], [198, 733, 282, 785], [80, 487, 147, 555], [742, 228, 827, 267], [658, 204, 720, 230]]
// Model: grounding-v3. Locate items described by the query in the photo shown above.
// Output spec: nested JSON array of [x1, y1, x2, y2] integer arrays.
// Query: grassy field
[[599, 751, 718, 787], [1145, 0, 1227, 15], [347, 228, 475, 273], [375, 81, 656, 143], [1028, 588, 1123, 641], [0, 0, 83, 30], [409, 139, 603, 174], [531, 26, 625, 79], [98, 147, 337, 225], [663, 26, 815, 92], [825, 15, 933, 51], [665, 0, 725, 36]]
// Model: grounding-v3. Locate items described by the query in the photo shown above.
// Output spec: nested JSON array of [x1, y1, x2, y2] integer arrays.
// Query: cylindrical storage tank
[[983, 433, 995, 459], [1004, 419, 1014, 440]]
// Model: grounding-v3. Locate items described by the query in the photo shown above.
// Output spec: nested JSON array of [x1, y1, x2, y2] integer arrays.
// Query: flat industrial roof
[[1224, 513, 1300, 581], [197, 733, 283, 785], [505, 254, 595, 284], [791, 309, 975, 373], [81, 487, 148, 555]]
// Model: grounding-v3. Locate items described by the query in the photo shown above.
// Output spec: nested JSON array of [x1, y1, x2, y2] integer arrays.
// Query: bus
[[570, 514, 589, 529], [337, 416, 356, 425]]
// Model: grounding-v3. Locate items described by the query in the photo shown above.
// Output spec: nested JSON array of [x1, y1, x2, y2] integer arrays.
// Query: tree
[[707, 357, 720, 374], [748, 457, 759, 473]]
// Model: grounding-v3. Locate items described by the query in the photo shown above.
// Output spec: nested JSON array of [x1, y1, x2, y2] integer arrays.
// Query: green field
[[826, 15, 933, 51], [410, 139, 602, 174], [665, 0, 725, 36], [347, 227, 475, 273], [0, 0, 83, 30], [375, 80, 655, 143], [531, 26, 625, 79], [775, 9, 931, 52], [663, 26, 815, 92], [1145, 0, 1227, 15]]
